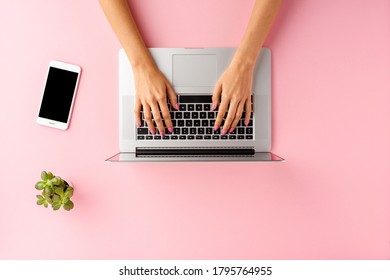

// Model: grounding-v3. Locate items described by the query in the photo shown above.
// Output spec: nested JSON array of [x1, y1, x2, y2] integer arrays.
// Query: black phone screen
[[38, 67, 79, 123]]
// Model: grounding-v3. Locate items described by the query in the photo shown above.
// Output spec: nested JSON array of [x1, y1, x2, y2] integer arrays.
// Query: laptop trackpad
[[172, 54, 217, 87]]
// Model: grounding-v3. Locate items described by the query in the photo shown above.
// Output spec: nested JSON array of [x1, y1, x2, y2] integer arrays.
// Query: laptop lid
[[106, 48, 284, 162]]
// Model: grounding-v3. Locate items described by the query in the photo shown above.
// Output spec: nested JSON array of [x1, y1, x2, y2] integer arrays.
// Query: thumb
[[166, 82, 179, 110], [211, 82, 222, 111]]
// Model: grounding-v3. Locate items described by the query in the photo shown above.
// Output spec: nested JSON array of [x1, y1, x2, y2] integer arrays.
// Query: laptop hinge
[[136, 147, 255, 157]]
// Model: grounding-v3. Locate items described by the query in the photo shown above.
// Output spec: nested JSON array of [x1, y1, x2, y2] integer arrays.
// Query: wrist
[[230, 48, 258, 71]]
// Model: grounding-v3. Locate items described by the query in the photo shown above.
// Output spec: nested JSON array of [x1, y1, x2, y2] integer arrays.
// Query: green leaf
[[44, 186, 53, 196], [64, 188, 73, 198], [46, 197, 52, 204], [52, 194, 60, 202], [36, 197, 45, 205], [52, 202, 61, 211], [35, 182, 44, 190], [47, 172, 54, 180], [51, 177, 59, 185], [54, 187, 63, 196], [41, 171, 48, 181], [43, 200, 48, 208], [63, 197, 69, 204], [63, 201, 74, 211]]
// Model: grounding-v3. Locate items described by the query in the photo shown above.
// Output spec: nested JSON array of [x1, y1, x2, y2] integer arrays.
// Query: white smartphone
[[37, 60, 81, 130]]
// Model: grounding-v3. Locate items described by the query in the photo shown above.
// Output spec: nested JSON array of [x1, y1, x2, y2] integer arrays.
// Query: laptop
[[106, 48, 284, 162]]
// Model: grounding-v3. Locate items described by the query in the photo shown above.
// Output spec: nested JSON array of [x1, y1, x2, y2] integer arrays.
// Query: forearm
[[232, 0, 282, 68], [99, 0, 155, 69]]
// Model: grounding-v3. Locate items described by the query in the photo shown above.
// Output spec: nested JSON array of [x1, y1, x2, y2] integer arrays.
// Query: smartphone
[[37, 60, 81, 130]]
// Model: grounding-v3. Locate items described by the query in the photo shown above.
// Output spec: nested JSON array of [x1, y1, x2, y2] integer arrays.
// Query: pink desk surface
[[1, 0, 389, 259]]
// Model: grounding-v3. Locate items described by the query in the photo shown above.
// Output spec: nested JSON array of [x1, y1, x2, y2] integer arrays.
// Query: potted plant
[[35, 171, 74, 211]]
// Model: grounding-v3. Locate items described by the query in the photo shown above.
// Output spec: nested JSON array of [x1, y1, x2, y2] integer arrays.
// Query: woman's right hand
[[133, 64, 178, 136]]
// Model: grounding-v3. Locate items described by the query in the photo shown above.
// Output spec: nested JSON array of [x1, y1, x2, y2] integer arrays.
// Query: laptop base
[[106, 152, 284, 162]]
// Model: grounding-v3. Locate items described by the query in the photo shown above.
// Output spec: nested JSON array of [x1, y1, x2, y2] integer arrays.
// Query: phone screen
[[38, 67, 79, 123]]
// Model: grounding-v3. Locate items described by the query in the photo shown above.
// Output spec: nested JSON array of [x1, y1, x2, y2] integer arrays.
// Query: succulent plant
[[35, 171, 74, 211]]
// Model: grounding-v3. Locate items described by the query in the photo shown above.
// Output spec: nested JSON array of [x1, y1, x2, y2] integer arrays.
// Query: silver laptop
[[106, 48, 283, 162]]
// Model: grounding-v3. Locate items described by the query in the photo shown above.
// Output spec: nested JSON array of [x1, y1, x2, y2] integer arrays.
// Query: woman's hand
[[133, 64, 178, 136], [212, 61, 253, 135]]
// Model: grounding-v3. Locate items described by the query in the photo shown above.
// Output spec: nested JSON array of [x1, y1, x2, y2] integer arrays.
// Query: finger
[[222, 100, 239, 135], [158, 98, 174, 133], [244, 97, 252, 126], [143, 104, 155, 134], [214, 99, 229, 131], [150, 103, 165, 136], [134, 98, 142, 128], [166, 82, 179, 110], [211, 82, 222, 111], [230, 100, 245, 132]]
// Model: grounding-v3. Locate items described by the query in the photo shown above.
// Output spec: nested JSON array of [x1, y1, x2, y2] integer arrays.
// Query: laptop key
[[238, 135, 245, 140], [175, 112, 183, 119], [186, 120, 192, 127], [146, 135, 153, 140], [206, 127, 213, 134], [137, 136, 145, 140], [174, 128, 180, 134], [154, 135, 161, 140], [196, 104, 202, 111], [163, 135, 170, 140], [212, 135, 220, 140], [196, 135, 203, 140], [179, 135, 186, 140], [188, 135, 195, 140], [184, 112, 191, 119], [198, 127, 205, 134], [171, 135, 178, 140], [194, 120, 201, 127], [190, 128, 196, 134], [204, 135, 212, 140], [188, 104, 194, 111], [200, 112, 206, 119], [178, 120, 185, 127], [238, 127, 245, 134], [182, 128, 189, 134], [221, 135, 228, 140], [229, 135, 236, 139], [246, 127, 253, 134], [179, 104, 186, 111], [204, 104, 211, 111], [191, 112, 198, 119], [246, 135, 253, 139], [137, 128, 149, 135], [180, 95, 212, 103], [202, 120, 209, 127]]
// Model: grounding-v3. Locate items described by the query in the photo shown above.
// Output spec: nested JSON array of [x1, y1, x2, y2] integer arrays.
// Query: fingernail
[[136, 122, 141, 128], [229, 127, 235, 133], [175, 103, 179, 110], [212, 104, 216, 111], [160, 131, 165, 137], [168, 127, 174, 133], [222, 129, 227, 135], [214, 125, 219, 131], [150, 129, 156, 135], [244, 120, 249, 126]]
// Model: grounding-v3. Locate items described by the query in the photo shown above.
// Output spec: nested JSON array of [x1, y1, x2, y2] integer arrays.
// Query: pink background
[[1, 0, 389, 259]]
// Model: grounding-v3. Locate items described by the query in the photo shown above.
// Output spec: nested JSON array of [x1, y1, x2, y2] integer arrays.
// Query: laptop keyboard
[[137, 95, 253, 140]]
